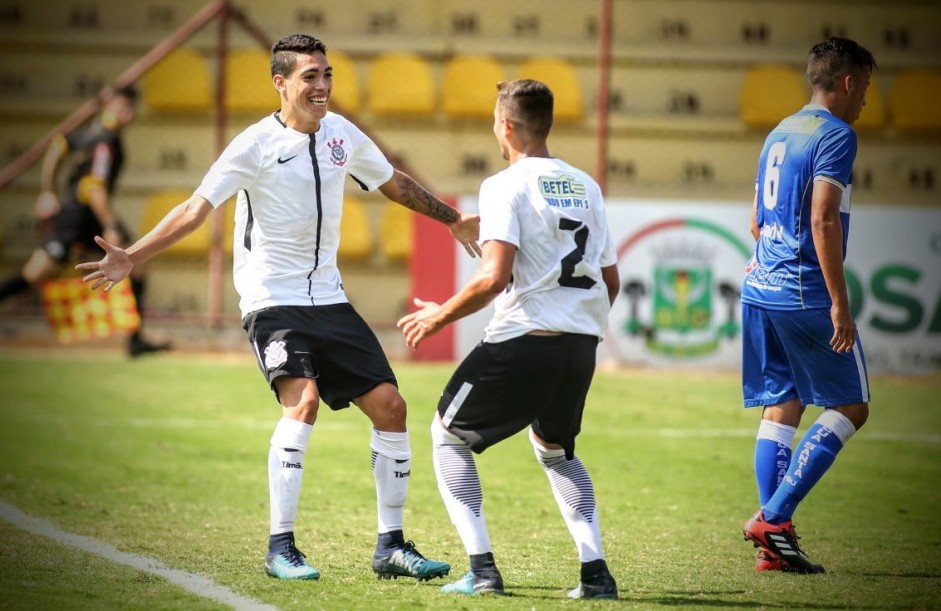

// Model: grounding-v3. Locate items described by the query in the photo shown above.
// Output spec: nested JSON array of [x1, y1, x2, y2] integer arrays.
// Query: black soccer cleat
[[568, 568, 619, 599], [372, 540, 450, 581], [128, 335, 171, 358], [743, 512, 825, 574]]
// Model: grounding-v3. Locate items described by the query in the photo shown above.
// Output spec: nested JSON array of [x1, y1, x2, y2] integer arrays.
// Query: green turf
[[1, 349, 939, 610]]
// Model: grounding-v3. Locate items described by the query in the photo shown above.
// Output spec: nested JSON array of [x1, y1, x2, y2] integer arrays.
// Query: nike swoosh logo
[[277, 155, 297, 164]]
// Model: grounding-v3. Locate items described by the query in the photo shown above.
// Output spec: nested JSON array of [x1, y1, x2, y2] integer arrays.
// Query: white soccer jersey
[[478, 157, 616, 343], [195, 112, 394, 318]]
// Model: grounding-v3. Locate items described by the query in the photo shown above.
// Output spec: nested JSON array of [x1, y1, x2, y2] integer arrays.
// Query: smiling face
[[274, 51, 332, 132]]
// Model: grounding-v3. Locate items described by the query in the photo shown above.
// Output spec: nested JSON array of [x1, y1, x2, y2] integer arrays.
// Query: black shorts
[[242, 303, 397, 410], [437, 333, 599, 459], [42, 201, 132, 263]]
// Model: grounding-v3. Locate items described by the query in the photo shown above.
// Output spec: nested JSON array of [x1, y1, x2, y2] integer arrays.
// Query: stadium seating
[[338, 196, 373, 260], [378, 203, 413, 263], [143, 48, 212, 113], [224, 48, 280, 114], [516, 56, 584, 121], [441, 55, 505, 119], [327, 50, 361, 114], [739, 65, 807, 128], [366, 52, 436, 116], [888, 69, 941, 132]]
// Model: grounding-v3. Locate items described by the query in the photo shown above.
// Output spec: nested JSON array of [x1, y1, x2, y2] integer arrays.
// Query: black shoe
[[743, 512, 826, 574], [568, 570, 618, 599], [128, 335, 171, 358], [372, 540, 451, 581]]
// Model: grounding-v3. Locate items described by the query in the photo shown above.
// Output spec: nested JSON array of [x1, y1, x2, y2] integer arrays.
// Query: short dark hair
[[271, 34, 327, 77], [496, 79, 554, 140], [112, 84, 139, 103], [807, 37, 877, 92]]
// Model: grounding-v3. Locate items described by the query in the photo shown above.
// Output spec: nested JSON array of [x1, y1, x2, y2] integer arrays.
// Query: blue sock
[[754, 420, 796, 506], [755, 439, 792, 506], [763, 412, 856, 524]]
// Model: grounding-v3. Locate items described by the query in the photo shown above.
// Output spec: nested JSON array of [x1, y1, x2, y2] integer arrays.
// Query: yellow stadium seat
[[854, 77, 885, 131], [143, 48, 212, 112], [442, 55, 506, 119], [338, 197, 373, 260], [225, 48, 280, 114], [739, 65, 807, 128], [367, 52, 435, 116], [327, 50, 361, 114], [140, 190, 209, 256], [888, 69, 941, 132], [379, 204, 413, 263], [516, 57, 584, 121]]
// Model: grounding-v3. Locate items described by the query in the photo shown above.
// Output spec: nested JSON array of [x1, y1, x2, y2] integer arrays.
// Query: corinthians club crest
[[327, 137, 347, 167]]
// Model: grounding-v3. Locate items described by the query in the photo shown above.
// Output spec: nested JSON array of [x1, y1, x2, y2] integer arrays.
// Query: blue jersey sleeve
[[813, 126, 856, 187]]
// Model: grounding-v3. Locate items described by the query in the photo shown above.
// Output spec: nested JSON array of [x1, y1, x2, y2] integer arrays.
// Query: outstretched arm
[[378, 169, 481, 257], [76, 194, 213, 291], [397, 239, 514, 349]]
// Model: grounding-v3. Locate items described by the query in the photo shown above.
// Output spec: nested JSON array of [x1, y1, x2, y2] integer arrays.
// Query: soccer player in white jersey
[[76, 34, 481, 582], [740, 38, 877, 574], [397, 80, 620, 599]]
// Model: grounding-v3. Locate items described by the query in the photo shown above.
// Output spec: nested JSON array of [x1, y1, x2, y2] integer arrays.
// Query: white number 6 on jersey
[[762, 141, 787, 210]]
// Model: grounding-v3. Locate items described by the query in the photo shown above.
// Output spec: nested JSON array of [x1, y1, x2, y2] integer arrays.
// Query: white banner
[[455, 198, 941, 375]]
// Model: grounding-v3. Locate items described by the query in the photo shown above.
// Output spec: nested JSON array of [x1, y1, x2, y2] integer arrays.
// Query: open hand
[[74, 235, 133, 292], [448, 213, 482, 258], [397, 297, 444, 350]]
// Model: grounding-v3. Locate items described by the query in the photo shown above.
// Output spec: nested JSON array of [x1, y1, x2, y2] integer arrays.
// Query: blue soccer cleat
[[264, 543, 320, 580], [440, 570, 505, 595], [372, 540, 450, 581]]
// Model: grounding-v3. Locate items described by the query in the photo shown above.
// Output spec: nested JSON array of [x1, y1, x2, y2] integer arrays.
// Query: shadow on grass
[[636, 597, 850, 608], [857, 571, 941, 579]]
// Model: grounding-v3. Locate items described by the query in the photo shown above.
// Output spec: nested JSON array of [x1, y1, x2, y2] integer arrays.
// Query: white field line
[[0, 501, 278, 611], [13, 414, 941, 444]]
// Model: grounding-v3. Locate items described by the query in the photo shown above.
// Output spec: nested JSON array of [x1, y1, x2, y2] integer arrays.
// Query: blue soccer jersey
[[742, 104, 857, 310]]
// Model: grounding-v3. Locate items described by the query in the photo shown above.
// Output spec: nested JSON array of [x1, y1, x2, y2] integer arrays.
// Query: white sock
[[529, 429, 603, 562], [371, 429, 411, 534], [268, 417, 313, 535], [431, 419, 491, 555]]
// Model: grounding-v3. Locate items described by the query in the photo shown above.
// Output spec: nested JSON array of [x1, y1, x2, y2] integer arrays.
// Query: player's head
[[271, 34, 327, 78], [807, 37, 877, 124], [270, 34, 331, 129], [493, 79, 554, 159], [100, 85, 138, 130]]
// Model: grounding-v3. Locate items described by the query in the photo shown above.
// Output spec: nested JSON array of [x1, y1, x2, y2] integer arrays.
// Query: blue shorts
[[742, 304, 870, 408]]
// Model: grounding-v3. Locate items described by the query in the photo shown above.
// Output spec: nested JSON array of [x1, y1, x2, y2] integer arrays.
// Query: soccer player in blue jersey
[[740, 38, 877, 574]]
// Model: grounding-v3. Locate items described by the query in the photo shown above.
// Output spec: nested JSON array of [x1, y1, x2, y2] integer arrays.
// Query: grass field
[[1, 348, 939, 610]]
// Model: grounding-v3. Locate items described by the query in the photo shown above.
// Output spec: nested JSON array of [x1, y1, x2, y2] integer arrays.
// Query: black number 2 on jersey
[[558, 218, 596, 289]]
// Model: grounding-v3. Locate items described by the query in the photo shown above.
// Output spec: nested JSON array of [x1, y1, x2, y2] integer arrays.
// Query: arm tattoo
[[397, 174, 459, 223]]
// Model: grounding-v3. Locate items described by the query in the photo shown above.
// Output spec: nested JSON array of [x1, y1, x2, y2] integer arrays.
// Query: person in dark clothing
[[0, 85, 169, 356]]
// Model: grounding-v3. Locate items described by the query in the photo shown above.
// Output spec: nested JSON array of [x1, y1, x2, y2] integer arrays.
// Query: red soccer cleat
[[755, 548, 785, 572], [743, 512, 825, 574]]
